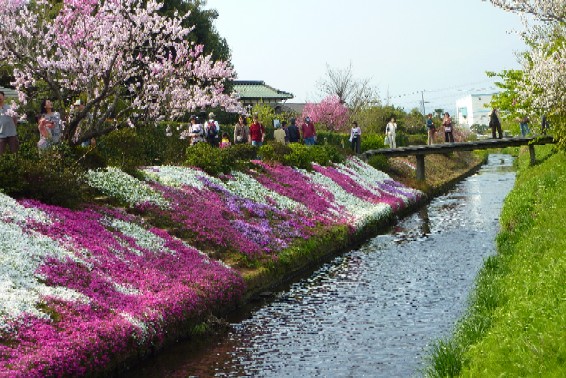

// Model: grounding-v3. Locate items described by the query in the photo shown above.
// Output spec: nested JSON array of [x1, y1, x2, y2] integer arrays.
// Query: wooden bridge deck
[[361, 136, 555, 181]]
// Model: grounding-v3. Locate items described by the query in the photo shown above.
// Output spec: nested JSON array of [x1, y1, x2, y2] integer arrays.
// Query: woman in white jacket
[[385, 117, 397, 148]]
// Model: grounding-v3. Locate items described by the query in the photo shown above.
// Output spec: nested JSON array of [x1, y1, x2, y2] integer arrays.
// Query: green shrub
[[316, 131, 350, 148], [137, 122, 188, 165], [0, 154, 26, 195], [70, 145, 107, 171], [185, 142, 232, 175], [259, 142, 292, 163], [224, 143, 258, 162], [406, 134, 427, 146], [360, 133, 386, 152], [97, 128, 146, 173], [367, 154, 390, 171], [0, 146, 87, 208], [269, 144, 344, 170]]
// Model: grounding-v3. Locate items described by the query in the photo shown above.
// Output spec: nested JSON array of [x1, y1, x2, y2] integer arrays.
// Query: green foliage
[[159, 0, 230, 62], [258, 143, 344, 170], [97, 128, 146, 173], [354, 105, 408, 134], [424, 340, 462, 378], [367, 154, 389, 171], [360, 133, 386, 151], [184, 142, 258, 175], [137, 122, 187, 165], [0, 146, 87, 208], [185, 142, 229, 175], [316, 130, 350, 148], [427, 148, 566, 376]]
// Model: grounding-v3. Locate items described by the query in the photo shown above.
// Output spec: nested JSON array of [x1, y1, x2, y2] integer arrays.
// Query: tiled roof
[[233, 80, 293, 100], [0, 87, 17, 98]]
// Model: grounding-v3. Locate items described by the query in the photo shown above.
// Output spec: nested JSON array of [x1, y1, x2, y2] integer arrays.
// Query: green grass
[[426, 148, 566, 377]]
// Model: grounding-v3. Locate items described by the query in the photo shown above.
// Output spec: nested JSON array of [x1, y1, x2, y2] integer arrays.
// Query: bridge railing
[[361, 136, 555, 181]]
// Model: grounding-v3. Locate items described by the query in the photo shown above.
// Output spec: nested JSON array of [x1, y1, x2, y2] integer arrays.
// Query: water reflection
[[128, 154, 516, 378]]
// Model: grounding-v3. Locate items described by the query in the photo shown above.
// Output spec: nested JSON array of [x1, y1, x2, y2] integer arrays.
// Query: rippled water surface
[[129, 154, 516, 377]]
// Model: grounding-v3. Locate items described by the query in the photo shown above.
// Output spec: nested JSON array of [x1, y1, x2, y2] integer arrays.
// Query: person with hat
[[205, 111, 220, 147], [301, 116, 316, 146]]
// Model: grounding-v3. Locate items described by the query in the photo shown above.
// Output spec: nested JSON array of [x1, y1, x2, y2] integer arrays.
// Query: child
[[219, 132, 231, 148]]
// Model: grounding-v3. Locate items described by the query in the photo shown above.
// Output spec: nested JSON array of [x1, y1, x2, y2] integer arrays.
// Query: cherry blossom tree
[[488, 0, 565, 22], [489, 0, 565, 147], [0, 0, 240, 144], [302, 95, 350, 132]]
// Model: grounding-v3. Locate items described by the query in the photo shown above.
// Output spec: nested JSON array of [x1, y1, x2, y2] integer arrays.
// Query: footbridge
[[361, 136, 555, 181]]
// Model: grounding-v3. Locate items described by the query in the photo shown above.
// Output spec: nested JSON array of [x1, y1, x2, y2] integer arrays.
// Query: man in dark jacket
[[287, 117, 300, 143]]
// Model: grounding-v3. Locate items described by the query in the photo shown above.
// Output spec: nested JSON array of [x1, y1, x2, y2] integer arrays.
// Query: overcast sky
[[205, 0, 526, 113]]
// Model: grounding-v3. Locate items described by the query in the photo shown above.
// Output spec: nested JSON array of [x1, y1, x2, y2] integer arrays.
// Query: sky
[[205, 0, 527, 114]]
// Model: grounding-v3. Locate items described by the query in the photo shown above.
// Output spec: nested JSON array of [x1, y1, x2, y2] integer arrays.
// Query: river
[[127, 154, 516, 377]]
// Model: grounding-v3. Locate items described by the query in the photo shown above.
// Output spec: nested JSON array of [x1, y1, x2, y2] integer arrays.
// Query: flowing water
[[127, 154, 516, 377]]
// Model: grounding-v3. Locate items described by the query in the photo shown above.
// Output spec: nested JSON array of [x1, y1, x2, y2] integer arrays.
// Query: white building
[[455, 93, 496, 128]]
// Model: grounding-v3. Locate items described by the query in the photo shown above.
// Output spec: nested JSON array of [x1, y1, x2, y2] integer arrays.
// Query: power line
[[388, 80, 496, 100]]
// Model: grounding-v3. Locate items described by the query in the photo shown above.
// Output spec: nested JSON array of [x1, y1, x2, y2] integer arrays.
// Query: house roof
[[0, 87, 17, 99], [233, 80, 293, 101]]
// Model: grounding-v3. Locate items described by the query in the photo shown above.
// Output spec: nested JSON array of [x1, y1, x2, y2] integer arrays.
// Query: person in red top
[[249, 114, 265, 147], [301, 116, 316, 145]]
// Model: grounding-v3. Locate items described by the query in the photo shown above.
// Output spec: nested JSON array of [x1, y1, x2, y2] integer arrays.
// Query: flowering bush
[[0, 156, 423, 375], [0, 193, 244, 376]]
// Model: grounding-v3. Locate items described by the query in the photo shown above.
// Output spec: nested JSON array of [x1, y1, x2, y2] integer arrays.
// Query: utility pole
[[421, 90, 427, 126]]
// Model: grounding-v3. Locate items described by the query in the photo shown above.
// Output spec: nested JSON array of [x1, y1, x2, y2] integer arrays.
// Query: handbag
[[384, 136, 389, 146]]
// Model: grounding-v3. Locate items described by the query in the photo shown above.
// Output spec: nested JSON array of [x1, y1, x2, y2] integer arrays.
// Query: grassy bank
[[427, 145, 566, 376]]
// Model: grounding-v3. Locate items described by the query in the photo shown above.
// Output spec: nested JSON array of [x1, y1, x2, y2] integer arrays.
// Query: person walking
[[0, 91, 19, 155], [385, 117, 397, 148], [489, 108, 503, 139], [426, 113, 436, 145], [519, 116, 530, 137], [233, 115, 249, 145], [442, 112, 454, 143], [349, 121, 362, 153], [301, 116, 316, 146], [249, 114, 265, 147], [287, 117, 300, 143]]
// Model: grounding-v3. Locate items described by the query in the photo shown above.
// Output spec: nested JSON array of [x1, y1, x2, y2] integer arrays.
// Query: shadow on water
[[126, 154, 516, 378]]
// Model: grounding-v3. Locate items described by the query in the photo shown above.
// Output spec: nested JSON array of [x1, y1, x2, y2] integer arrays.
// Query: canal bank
[[240, 152, 487, 303], [428, 146, 566, 376], [101, 152, 486, 377], [0, 152, 484, 376], [125, 152, 507, 377]]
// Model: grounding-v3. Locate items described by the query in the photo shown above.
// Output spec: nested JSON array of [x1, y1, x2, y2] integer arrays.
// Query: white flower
[[86, 167, 169, 208]]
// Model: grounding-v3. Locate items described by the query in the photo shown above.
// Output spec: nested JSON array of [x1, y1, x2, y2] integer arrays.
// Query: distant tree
[[160, 0, 231, 62], [317, 63, 378, 115], [488, 0, 565, 22], [354, 105, 406, 134], [302, 95, 349, 132], [489, 0, 565, 147]]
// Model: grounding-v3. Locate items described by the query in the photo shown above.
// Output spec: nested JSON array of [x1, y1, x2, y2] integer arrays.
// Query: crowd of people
[[0, 92, 552, 158], [182, 113, 320, 149]]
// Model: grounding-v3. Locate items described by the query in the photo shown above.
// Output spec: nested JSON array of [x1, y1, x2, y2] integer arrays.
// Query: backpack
[[206, 121, 218, 139]]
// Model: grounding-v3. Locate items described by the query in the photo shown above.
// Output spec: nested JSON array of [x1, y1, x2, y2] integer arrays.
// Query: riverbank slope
[[0, 152, 483, 376], [428, 146, 566, 376]]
